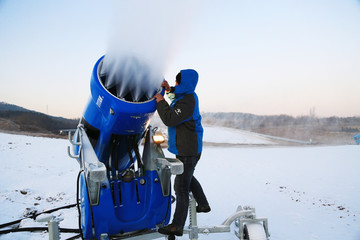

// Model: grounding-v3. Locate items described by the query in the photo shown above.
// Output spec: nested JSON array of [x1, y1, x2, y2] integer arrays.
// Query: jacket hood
[[174, 69, 198, 97]]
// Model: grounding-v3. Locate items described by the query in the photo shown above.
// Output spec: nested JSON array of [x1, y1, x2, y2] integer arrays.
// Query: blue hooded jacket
[[156, 69, 203, 156]]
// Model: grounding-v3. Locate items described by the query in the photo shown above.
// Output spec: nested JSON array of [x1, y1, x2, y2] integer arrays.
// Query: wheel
[[168, 234, 176, 240], [244, 223, 267, 240]]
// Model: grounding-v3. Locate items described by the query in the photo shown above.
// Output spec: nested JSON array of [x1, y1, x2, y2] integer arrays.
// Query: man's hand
[[161, 80, 170, 93], [154, 93, 165, 103]]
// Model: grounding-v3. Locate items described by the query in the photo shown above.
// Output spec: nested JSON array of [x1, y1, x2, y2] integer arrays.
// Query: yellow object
[[152, 134, 165, 144]]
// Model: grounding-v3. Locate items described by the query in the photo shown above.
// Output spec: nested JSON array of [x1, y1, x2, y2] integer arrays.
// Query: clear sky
[[1, 0, 360, 118]]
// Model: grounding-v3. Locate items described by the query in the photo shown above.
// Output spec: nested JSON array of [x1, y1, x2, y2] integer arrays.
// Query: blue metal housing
[[83, 56, 158, 163], [76, 56, 170, 239], [79, 171, 171, 239]]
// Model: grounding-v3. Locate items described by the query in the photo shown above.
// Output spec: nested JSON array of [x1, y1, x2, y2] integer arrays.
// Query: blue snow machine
[[354, 134, 360, 145], [68, 56, 183, 239]]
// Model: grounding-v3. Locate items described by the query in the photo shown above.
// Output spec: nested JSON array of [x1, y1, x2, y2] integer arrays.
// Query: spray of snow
[[101, 0, 197, 102]]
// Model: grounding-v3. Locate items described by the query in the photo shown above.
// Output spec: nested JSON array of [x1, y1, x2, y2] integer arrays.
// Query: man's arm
[[156, 95, 195, 127]]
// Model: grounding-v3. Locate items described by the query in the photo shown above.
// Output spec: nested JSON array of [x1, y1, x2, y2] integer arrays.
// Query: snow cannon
[[68, 56, 183, 240]]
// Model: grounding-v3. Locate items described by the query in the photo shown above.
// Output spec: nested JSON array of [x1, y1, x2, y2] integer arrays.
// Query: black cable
[[126, 136, 135, 166], [160, 190, 173, 227], [109, 229, 152, 240], [0, 172, 83, 237], [76, 170, 85, 240], [114, 135, 122, 179], [0, 203, 77, 229], [108, 137, 116, 178], [65, 233, 82, 240], [132, 134, 144, 176], [0, 227, 80, 235]]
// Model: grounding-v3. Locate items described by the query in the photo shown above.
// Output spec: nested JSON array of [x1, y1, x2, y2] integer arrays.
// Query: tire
[[244, 223, 267, 240], [168, 234, 176, 240]]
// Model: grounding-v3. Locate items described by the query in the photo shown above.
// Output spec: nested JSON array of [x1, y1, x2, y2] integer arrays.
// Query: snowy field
[[203, 126, 275, 145], [0, 128, 359, 240]]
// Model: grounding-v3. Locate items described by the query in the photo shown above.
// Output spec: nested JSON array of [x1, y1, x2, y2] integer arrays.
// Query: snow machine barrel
[[69, 56, 183, 240]]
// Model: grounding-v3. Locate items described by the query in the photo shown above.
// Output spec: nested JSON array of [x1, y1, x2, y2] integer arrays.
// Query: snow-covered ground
[[203, 126, 275, 145], [0, 128, 359, 240]]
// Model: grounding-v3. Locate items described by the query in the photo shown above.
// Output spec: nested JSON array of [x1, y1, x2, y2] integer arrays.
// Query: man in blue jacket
[[154, 69, 210, 237]]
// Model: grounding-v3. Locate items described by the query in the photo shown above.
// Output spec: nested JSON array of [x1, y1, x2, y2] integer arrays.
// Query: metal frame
[[106, 193, 270, 240], [183, 194, 270, 240], [66, 127, 270, 240]]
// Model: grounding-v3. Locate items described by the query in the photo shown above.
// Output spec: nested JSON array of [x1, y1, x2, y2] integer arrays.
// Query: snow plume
[[101, 55, 157, 102], [101, 0, 197, 102]]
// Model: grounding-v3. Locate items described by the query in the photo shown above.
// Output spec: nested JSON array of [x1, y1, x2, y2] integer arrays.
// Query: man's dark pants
[[171, 154, 209, 228]]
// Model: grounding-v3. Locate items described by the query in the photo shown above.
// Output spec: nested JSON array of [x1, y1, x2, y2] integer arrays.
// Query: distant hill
[[0, 102, 359, 144], [0, 102, 79, 137], [0, 102, 32, 112], [202, 112, 360, 144]]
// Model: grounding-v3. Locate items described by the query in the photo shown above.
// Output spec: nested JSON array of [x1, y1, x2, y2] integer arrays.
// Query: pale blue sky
[[1, 0, 360, 118]]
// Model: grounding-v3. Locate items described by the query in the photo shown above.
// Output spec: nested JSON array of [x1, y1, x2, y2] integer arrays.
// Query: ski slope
[[203, 126, 276, 145], [0, 128, 359, 240]]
